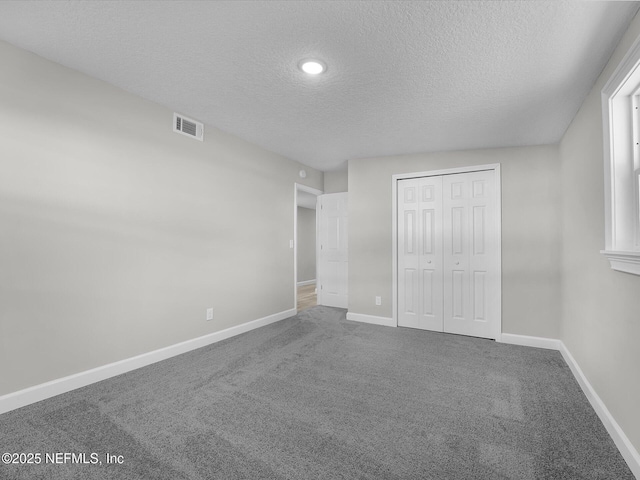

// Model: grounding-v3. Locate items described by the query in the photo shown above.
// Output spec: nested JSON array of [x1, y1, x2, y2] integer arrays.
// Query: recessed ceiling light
[[300, 60, 326, 75]]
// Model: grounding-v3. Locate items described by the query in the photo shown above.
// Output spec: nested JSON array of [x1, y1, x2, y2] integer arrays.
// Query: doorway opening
[[294, 184, 323, 312]]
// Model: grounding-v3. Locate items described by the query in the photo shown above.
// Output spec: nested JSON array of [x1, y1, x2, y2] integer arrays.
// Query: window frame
[[601, 36, 640, 276]]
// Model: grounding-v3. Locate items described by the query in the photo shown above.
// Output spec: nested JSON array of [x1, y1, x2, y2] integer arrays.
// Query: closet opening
[[391, 164, 502, 340]]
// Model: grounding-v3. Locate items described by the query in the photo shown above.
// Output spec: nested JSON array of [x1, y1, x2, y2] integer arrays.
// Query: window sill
[[601, 250, 640, 276]]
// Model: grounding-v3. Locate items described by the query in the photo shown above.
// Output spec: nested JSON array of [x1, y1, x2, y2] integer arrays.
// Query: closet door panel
[[398, 177, 443, 331], [443, 171, 496, 339]]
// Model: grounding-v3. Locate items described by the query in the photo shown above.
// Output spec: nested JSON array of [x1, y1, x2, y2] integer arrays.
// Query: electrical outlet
[[206, 308, 214, 321], [375, 296, 381, 306]]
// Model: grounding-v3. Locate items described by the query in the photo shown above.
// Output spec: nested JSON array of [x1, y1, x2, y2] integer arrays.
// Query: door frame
[[294, 183, 323, 311], [391, 163, 502, 340]]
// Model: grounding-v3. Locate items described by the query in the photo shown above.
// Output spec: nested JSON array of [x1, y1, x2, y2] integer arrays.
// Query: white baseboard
[[346, 312, 396, 327], [0, 308, 296, 416], [557, 342, 640, 479], [501, 333, 640, 478], [296, 279, 316, 287], [500, 333, 563, 350]]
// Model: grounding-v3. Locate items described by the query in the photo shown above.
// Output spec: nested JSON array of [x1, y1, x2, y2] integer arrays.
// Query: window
[[637, 168, 640, 247], [601, 36, 640, 275]]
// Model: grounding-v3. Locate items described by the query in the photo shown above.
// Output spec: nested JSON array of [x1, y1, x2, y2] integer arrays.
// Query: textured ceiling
[[0, 1, 638, 171]]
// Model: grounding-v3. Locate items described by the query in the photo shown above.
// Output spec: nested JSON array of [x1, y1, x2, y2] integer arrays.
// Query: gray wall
[[323, 170, 348, 193], [559, 12, 640, 452], [0, 41, 322, 396], [348, 146, 562, 338], [297, 207, 316, 283]]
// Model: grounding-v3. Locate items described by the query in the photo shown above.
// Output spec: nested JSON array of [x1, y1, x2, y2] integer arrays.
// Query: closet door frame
[[391, 164, 502, 341]]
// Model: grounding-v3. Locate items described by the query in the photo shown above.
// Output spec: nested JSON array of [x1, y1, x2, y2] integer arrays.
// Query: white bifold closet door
[[397, 170, 498, 339], [397, 176, 444, 331]]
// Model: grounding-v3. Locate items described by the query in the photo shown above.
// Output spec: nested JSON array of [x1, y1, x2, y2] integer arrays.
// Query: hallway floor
[[297, 283, 316, 311]]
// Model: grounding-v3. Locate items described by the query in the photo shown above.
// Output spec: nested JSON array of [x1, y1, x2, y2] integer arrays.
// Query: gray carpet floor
[[0, 306, 634, 479]]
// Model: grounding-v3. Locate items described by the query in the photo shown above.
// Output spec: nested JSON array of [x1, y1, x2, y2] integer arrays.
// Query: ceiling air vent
[[173, 113, 204, 141]]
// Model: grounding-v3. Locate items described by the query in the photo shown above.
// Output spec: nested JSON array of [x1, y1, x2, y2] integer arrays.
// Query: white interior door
[[317, 193, 348, 308], [443, 170, 496, 339], [396, 169, 499, 340], [397, 177, 444, 331]]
